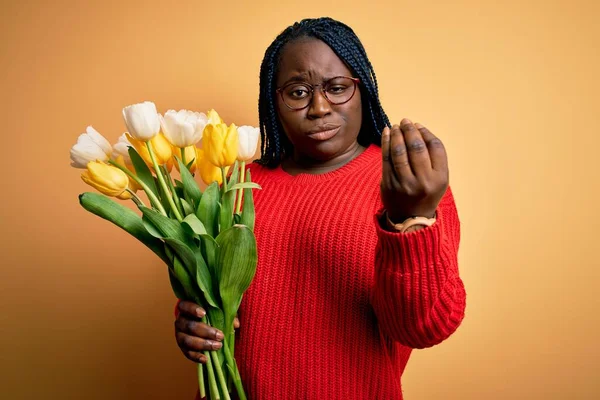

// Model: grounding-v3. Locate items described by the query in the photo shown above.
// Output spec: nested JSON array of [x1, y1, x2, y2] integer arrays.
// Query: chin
[[302, 138, 354, 161]]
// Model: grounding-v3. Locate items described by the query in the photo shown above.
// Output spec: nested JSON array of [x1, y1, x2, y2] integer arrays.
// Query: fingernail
[[215, 331, 224, 341], [196, 308, 205, 317], [211, 341, 223, 349], [401, 118, 412, 125], [415, 123, 423, 129]]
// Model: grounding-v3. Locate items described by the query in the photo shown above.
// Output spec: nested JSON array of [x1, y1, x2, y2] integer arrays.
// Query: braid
[[257, 17, 390, 168]]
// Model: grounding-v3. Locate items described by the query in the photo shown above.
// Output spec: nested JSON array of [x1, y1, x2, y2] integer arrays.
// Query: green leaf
[[176, 157, 202, 208], [219, 189, 235, 232], [128, 147, 159, 197], [200, 235, 218, 281], [180, 198, 194, 216], [197, 182, 220, 237], [228, 160, 240, 187], [195, 247, 219, 308], [207, 307, 225, 333], [215, 225, 258, 339], [182, 214, 208, 236], [79, 192, 168, 265], [168, 267, 187, 300], [174, 185, 184, 200], [155, 176, 172, 214], [141, 207, 192, 246], [239, 170, 256, 231], [142, 217, 163, 239], [164, 238, 218, 308], [163, 238, 197, 277], [226, 182, 262, 192], [170, 250, 196, 301]]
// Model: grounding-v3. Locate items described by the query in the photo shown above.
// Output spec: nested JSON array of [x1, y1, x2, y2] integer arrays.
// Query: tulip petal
[[70, 132, 111, 168], [122, 102, 160, 141], [83, 161, 129, 197], [237, 125, 260, 161], [86, 126, 112, 155], [162, 109, 205, 147]]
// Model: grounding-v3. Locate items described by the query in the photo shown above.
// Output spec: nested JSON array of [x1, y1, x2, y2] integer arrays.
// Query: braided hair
[[257, 17, 391, 168]]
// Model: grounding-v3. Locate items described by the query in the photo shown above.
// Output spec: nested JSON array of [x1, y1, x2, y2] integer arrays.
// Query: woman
[[175, 17, 466, 399]]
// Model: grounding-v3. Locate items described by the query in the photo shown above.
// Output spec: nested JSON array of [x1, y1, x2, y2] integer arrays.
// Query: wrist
[[383, 210, 437, 233]]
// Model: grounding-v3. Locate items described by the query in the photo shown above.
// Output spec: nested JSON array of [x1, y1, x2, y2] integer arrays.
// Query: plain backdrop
[[1, 0, 599, 399]]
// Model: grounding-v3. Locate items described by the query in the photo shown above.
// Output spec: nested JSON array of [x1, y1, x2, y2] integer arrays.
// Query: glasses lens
[[323, 77, 356, 105], [281, 83, 312, 110]]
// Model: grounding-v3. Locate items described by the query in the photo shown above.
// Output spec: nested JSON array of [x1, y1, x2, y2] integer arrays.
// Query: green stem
[[210, 351, 231, 400], [204, 349, 220, 400], [198, 363, 206, 399], [126, 188, 146, 208], [222, 338, 246, 400], [108, 160, 167, 216], [161, 165, 185, 216], [204, 313, 231, 400], [235, 161, 246, 214], [220, 167, 228, 196], [146, 141, 183, 222], [227, 330, 235, 392], [181, 147, 187, 169]]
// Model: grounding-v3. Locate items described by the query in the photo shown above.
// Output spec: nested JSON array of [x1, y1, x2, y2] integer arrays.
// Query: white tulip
[[122, 101, 161, 141], [160, 109, 208, 148], [237, 125, 260, 161], [70, 126, 112, 168], [112, 133, 134, 164]]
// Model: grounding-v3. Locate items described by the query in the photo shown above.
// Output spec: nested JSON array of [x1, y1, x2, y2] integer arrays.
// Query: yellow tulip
[[116, 190, 133, 200], [126, 132, 173, 167], [202, 123, 239, 168], [114, 155, 142, 192], [196, 148, 225, 185], [206, 109, 224, 125], [81, 161, 129, 198], [173, 146, 197, 173]]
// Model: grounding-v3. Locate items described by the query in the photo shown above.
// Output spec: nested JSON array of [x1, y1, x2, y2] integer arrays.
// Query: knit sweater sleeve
[[370, 187, 466, 349]]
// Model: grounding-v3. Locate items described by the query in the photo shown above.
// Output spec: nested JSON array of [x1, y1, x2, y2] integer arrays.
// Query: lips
[[306, 124, 341, 141]]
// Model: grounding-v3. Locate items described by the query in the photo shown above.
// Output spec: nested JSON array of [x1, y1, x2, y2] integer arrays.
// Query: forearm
[[371, 188, 466, 348]]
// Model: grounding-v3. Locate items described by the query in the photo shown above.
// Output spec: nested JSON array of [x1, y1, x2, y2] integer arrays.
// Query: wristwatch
[[385, 211, 437, 233]]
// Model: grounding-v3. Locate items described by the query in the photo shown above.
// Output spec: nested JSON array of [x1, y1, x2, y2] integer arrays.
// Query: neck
[[283, 142, 366, 175]]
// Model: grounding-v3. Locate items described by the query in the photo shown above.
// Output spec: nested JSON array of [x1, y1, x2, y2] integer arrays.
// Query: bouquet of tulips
[[70, 101, 261, 400]]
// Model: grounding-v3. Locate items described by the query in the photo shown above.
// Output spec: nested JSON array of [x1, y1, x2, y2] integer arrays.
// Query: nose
[[307, 88, 332, 120]]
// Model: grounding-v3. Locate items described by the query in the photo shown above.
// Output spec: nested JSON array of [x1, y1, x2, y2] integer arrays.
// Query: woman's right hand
[[174, 301, 225, 364]]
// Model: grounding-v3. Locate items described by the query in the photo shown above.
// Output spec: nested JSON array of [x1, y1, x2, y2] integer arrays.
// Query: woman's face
[[275, 38, 362, 162]]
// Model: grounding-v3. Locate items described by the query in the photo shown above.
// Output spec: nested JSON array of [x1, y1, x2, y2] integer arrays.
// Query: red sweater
[[197, 145, 466, 399]]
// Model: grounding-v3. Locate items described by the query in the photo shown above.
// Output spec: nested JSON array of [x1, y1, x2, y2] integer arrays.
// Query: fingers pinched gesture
[[381, 118, 449, 222]]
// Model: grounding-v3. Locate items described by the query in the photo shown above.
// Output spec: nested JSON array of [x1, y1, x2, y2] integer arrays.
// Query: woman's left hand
[[380, 118, 449, 222]]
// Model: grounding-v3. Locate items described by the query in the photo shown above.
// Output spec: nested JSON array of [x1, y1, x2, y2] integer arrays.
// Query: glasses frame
[[276, 76, 361, 111]]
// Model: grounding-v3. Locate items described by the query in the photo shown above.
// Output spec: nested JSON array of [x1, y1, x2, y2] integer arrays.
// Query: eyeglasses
[[276, 76, 360, 110]]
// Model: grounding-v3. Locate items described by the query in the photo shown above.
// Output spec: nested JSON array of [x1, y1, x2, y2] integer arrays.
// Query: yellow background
[[1, 0, 598, 399]]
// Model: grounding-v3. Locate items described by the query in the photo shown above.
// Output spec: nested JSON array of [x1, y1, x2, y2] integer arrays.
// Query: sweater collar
[[269, 144, 380, 185]]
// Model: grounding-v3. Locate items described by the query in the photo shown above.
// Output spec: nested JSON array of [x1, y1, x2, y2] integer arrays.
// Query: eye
[[326, 85, 348, 95], [285, 86, 310, 100]]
